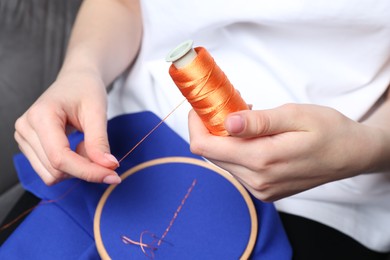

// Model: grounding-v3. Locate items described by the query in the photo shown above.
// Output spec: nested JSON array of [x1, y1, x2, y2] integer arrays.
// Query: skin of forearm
[[58, 0, 143, 86], [360, 86, 390, 172]]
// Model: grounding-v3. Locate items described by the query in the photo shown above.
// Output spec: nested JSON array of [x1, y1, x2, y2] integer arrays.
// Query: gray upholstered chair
[[0, 0, 82, 226]]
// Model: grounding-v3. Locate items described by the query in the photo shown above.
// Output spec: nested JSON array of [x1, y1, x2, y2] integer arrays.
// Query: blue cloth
[[0, 112, 292, 259]]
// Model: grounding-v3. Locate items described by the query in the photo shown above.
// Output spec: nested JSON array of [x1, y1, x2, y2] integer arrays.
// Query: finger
[[206, 158, 274, 201], [189, 109, 245, 162], [209, 158, 287, 202], [33, 112, 121, 184], [57, 148, 121, 184], [188, 109, 211, 136], [75, 140, 87, 157], [75, 140, 117, 169], [14, 131, 69, 185], [224, 104, 305, 138], [188, 109, 223, 157], [15, 117, 71, 183], [81, 106, 119, 169]]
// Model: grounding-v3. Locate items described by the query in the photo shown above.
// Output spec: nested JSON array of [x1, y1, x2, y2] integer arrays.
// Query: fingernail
[[103, 175, 122, 185], [104, 153, 119, 166], [225, 115, 245, 134]]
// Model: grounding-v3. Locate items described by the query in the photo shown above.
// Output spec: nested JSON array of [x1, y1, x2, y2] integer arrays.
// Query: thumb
[[82, 112, 119, 169], [224, 104, 303, 138]]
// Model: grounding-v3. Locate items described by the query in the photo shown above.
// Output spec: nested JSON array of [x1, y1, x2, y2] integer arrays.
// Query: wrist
[[58, 50, 102, 80], [360, 124, 390, 173]]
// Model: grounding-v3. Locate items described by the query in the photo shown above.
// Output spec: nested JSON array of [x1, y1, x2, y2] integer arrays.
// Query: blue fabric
[[0, 112, 292, 259]]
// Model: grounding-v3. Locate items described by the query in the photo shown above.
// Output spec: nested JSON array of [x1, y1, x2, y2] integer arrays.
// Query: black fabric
[[0, 0, 82, 195], [279, 212, 390, 260]]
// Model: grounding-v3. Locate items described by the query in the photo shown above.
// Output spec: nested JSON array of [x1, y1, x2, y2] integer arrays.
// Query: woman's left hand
[[188, 103, 383, 201]]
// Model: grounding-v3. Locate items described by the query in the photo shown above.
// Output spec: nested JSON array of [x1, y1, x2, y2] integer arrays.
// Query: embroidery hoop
[[94, 156, 258, 259]]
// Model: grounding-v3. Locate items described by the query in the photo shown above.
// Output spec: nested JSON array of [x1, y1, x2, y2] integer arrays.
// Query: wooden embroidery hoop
[[94, 156, 258, 259]]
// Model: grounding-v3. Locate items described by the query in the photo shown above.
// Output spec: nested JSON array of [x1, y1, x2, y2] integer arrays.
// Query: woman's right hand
[[14, 70, 122, 185]]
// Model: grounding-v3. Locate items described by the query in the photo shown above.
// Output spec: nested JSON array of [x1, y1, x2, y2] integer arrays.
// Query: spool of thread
[[166, 40, 249, 136]]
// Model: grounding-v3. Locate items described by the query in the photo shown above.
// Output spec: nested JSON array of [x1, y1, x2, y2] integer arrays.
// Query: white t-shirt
[[108, 0, 390, 252]]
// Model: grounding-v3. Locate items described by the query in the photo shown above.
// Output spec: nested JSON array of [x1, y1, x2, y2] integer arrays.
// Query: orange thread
[[0, 207, 36, 232], [157, 178, 197, 246], [118, 99, 186, 164], [0, 181, 81, 233], [122, 179, 197, 258], [169, 46, 248, 136], [122, 231, 159, 259]]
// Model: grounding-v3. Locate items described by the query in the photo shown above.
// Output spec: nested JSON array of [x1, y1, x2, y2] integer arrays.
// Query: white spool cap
[[166, 40, 197, 69]]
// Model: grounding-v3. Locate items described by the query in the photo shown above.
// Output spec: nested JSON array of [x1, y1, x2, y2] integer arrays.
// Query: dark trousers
[[279, 212, 390, 260]]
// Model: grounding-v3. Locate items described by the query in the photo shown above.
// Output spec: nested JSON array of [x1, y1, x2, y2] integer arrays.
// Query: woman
[[14, 0, 390, 258]]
